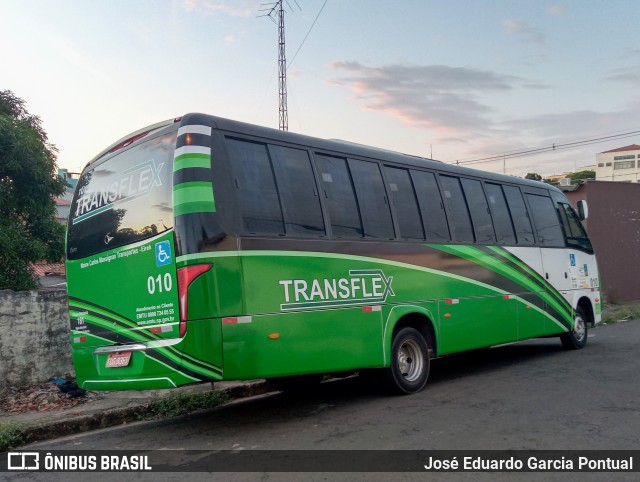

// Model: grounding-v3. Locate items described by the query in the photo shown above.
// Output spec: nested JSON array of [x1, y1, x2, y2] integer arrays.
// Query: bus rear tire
[[383, 327, 430, 394], [560, 307, 588, 350]]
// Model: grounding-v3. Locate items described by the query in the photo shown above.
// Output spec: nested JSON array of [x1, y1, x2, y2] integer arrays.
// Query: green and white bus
[[66, 113, 601, 394]]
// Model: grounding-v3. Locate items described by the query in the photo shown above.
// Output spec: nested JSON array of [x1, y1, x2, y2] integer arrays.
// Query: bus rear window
[[67, 131, 176, 260]]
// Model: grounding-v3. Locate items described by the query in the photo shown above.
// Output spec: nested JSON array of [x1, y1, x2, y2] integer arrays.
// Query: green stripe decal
[[175, 249, 570, 330], [429, 244, 573, 326], [69, 302, 222, 379], [173, 153, 211, 171], [488, 246, 573, 313], [173, 181, 216, 215]]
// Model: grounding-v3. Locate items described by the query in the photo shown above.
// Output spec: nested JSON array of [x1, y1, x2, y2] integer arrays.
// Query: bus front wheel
[[384, 327, 430, 394], [560, 307, 588, 350]]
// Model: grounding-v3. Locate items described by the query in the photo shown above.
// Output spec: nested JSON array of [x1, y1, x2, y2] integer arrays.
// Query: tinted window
[[226, 139, 284, 234], [503, 186, 535, 245], [526, 194, 565, 247], [557, 203, 593, 252], [461, 178, 495, 244], [439, 175, 474, 243], [349, 159, 395, 239], [485, 183, 516, 244], [315, 154, 363, 238], [410, 170, 450, 242], [385, 167, 424, 240], [67, 131, 176, 260], [268, 145, 325, 237]]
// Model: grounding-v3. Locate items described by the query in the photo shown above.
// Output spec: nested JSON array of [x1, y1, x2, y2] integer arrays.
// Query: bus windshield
[[67, 131, 176, 260]]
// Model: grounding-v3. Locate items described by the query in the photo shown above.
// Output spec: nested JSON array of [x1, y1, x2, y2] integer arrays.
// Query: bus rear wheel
[[560, 307, 588, 350], [383, 327, 430, 394]]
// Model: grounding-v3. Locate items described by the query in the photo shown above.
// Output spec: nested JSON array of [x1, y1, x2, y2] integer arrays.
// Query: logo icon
[[569, 254, 576, 266], [155, 241, 172, 267], [7, 452, 39, 470], [104, 233, 114, 245]]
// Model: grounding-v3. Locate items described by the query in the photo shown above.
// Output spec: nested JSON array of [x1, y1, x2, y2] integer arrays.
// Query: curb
[[14, 381, 273, 448]]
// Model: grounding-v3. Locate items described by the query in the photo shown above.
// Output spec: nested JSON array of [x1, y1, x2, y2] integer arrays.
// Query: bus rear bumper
[[71, 338, 223, 391]]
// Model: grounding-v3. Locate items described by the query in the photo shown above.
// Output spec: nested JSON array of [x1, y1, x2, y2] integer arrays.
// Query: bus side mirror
[[577, 200, 588, 221]]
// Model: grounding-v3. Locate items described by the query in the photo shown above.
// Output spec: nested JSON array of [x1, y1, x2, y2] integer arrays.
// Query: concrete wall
[[0, 289, 73, 391], [564, 181, 640, 303]]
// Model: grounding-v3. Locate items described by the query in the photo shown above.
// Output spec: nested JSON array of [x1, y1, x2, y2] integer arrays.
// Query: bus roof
[[84, 112, 563, 195], [202, 113, 563, 194]]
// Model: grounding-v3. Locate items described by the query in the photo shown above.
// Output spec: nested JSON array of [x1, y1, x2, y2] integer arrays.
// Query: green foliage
[[0, 422, 27, 451], [524, 172, 542, 181], [0, 90, 66, 290], [567, 169, 596, 183], [149, 390, 229, 418]]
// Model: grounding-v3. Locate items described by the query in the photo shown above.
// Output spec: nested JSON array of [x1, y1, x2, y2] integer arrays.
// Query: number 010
[[147, 273, 173, 294]]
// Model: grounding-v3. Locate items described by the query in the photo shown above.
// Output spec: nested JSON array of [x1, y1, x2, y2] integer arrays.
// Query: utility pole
[[260, 1, 292, 131]]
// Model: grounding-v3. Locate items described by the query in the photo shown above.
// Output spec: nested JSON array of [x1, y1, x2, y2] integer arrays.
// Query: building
[[595, 144, 640, 182], [562, 181, 640, 303], [545, 172, 571, 184]]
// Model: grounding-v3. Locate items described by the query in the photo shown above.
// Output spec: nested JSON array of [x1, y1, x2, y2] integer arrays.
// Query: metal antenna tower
[[260, 0, 299, 131]]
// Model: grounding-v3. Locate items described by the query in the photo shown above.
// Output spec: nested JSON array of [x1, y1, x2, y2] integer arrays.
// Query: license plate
[[105, 351, 132, 368]]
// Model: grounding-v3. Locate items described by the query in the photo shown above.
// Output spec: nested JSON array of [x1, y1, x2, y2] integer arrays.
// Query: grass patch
[[600, 302, 640, 325], [0, 422, 28, 452], [147, 389, 230, 419]]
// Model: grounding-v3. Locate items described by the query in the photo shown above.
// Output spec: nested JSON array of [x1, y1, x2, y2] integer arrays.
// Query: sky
[[2, 0, 640, 178]]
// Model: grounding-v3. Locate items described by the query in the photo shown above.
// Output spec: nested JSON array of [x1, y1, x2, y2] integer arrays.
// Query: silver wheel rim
[[573, 315, 586, 341], [397, 338, 424, 382]]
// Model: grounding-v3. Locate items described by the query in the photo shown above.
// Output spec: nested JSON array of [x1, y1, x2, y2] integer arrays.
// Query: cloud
[[604, 68, 640, 84], [328, 60, 639, 176], [224, 34, 237, 43], [503, 19, 546, 46], [330, 61, 522, 135], [547, 5, 567, 16], [181, 0, 253, 16], [604, 50, 640, 84], [469, 97, 640, 175]]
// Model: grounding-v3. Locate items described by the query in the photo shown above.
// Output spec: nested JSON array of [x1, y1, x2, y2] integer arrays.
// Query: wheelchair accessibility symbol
[[155, 241, 172, 267]]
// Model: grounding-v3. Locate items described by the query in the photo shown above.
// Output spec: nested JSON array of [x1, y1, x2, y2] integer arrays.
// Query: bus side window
[[315, 154, 364, 238], [268, 145, 326, 237], [226, 138, 284, 235], [525, 194, 565, 247], [348, 159, 395, 240], [460, 178, 496, 244], [503, 185, 535, 245], [384, 166, 425, 240], [410, 170, 450, 242], [485, 183, 516, 245], [439, 175, 474, 243]]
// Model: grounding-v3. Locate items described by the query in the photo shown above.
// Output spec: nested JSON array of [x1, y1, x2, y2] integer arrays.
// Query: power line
[[288, 0, 328, 70], [453, 129, 640, 166]]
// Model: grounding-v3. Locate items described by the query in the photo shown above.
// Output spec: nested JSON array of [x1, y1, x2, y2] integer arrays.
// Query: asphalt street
[[5, 320, 640, 481]]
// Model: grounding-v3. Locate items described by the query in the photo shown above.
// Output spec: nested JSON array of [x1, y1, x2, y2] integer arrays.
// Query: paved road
[[7, 321, 640, 481]]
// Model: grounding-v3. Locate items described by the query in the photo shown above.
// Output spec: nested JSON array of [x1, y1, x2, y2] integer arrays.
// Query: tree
[[0, 90, 66, 290], [524, 173, 542, 181], [567, 169, 596, 183]]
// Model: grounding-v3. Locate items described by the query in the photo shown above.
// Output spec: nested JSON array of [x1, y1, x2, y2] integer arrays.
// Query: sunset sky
[[3, 0, 639, 177]]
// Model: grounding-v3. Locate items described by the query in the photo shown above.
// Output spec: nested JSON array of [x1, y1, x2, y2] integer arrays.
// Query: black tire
[[560, 307, 588, 350], [267, 374, 322, 392], [383, 327, 431, 394]]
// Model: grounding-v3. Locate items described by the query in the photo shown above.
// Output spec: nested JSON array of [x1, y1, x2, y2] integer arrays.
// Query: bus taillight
[[177, 264, 212, 337]]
